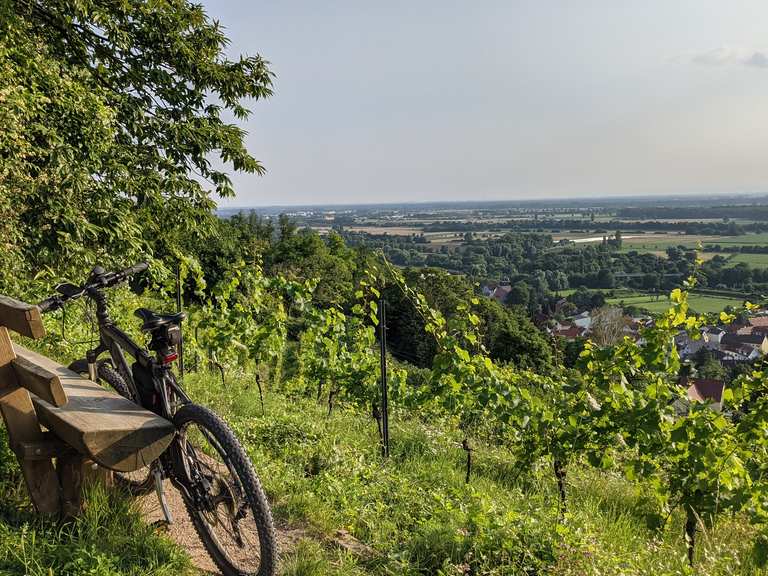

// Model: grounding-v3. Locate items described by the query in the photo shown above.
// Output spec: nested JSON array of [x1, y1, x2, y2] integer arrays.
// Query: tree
[[531, 270, 550, 298], [278, 214, 297, 241], [382, 268, 473, 367], [267, 229, 356, 307], [694, 350, 728, 382], [2, 1, 272, 286], [597, 268, 616, 289], [473, 298, 554, 372], [551, 270, 570, 294], [507, 281, 531, 308], [642, 273, 660, 292]]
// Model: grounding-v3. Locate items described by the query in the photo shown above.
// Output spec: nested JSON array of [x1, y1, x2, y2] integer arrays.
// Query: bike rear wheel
[[172, 403, 277, 576]]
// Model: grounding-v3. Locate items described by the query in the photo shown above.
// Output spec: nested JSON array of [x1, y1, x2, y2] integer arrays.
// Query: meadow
[[616, 232, 768, 254], [728, 253, 768, 267], [606, 291, 745, 314]]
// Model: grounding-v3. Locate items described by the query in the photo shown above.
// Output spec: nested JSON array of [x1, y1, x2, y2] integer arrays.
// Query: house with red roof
[[686, 378, 726, 412], [674, 377, 726, 414], [552, 323, 586, 340]]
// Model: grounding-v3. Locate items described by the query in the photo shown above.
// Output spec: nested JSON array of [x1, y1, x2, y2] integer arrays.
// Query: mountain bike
[[39, 263, 277, 576]]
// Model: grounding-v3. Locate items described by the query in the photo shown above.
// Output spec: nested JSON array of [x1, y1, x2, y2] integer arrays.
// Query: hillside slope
[[11, 369, 767, 575]]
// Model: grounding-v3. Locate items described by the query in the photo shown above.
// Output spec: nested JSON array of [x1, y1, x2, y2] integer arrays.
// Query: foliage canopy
[[1, 0, 272, 288]]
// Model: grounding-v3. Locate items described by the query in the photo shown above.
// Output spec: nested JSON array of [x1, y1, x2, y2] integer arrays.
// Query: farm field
[[727, 253, 768, 267], [618, 234, 721, 252], [606, 292, 745, 314], [708, 232, 768, 245], [613, 232, 768, 254]]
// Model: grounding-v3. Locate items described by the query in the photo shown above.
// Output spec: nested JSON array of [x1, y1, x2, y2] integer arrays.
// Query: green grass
[[619, 232, 768, 255], [2, 365, 768, 575], [606, 292, 745, 314], [0, 434, 192, 576], [726, 253, 768, 267], [185, 372, 768, 575], [713, 232, 768, 245]]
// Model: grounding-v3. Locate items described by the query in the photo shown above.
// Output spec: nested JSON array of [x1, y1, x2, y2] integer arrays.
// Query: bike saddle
[[134, 307, 187, 330]]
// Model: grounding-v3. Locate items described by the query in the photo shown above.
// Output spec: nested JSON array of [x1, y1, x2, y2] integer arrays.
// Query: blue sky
[[204, 1, 768, 206]]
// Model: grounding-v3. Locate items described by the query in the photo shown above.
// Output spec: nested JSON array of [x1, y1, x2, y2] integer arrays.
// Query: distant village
[[482, 281, 768, 414]]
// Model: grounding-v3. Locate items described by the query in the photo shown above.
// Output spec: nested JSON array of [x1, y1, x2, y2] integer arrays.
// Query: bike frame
[[39, 266, 277, 572], [85, 288, 191, 421]]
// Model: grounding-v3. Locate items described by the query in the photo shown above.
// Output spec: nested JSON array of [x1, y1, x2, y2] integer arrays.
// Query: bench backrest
[[0, 295, 67, 406], [0, 295, 46, 339], [0, 295, 62, 513]]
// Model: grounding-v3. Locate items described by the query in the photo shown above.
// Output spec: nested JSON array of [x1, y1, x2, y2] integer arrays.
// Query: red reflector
[[162, 352, 178, 364]]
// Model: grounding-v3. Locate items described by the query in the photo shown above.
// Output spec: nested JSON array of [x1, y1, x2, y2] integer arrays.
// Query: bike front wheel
[[172, 403, 277, 576]]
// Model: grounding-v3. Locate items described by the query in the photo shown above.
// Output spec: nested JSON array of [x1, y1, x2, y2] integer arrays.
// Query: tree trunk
[[553, 459, 567, 516]]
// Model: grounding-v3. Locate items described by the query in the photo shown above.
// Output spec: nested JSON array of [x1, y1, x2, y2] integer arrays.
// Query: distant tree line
[[418, 219, 754, 236], [704, 244, 768, 254], [340, 230, 768, 314], [618, 205, 768, 221]]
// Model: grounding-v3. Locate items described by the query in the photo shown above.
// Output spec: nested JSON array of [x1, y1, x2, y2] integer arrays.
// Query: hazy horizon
[[204, 1, 768, 207], [217, 191, 768, 211]]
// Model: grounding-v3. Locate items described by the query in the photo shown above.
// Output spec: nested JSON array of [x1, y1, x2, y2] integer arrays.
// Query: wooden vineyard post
[[0, 325, 61, 514], [378, 298, 389, 458]]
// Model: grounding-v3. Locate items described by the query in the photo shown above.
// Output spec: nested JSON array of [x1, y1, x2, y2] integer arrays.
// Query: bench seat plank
[[14, 345, 175, 472]]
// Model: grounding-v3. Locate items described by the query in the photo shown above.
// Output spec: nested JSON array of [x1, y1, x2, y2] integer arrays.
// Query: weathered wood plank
[[32, 391, 175, 472], [11, 354, 68, 407], [12, 345, 175, 472], [0, 328, 60, 514], [0, 295, 45, 339], [14, 432, 77, 460], [59, 454, 86, 517]]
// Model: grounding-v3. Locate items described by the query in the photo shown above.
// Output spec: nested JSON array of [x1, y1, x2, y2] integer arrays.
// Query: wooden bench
[[0, 295, 175, 515]]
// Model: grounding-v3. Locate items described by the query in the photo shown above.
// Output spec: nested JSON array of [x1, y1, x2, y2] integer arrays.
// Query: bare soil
[[137, 480, 304, 575]]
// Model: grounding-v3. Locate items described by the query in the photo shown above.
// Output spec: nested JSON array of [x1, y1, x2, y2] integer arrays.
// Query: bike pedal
[[150, 519, 172, 531]]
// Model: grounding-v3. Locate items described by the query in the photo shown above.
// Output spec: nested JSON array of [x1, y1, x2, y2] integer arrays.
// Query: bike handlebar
[[38, 262, 149, 313]]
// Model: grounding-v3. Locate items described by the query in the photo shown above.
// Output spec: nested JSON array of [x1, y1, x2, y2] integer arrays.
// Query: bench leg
[[59, 454, 85, 517], [0, 328, 60, 514], [58, 456, 114, 517]]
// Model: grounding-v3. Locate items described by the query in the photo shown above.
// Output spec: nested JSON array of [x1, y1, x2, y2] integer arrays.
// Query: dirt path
[[137, 480, 304, 574]]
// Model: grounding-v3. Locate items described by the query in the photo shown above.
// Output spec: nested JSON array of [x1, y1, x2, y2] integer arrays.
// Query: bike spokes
[[178, 421, 263, 572]]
